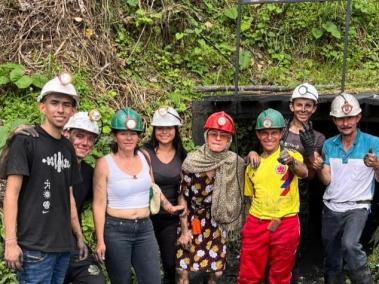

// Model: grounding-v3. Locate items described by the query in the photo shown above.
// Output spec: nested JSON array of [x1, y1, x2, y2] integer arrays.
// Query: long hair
[[144, 126, 187, 161], [110, 129, 140, 155]]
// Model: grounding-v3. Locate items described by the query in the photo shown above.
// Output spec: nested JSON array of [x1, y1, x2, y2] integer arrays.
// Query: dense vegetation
[[0, 0, 379, 282]]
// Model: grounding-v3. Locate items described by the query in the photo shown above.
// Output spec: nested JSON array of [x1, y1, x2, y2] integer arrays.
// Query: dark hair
[[144, 126, 187, 161], [110, 129, 140, 155]]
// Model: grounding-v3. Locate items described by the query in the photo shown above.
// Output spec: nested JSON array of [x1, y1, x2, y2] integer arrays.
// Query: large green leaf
[[312, 28, 324, 40], [322, 21, 341, 39], [224, 7, 238, 20], [239, 50, 252, 70], [0, 76, 9, 86], [31, 73, 48, 88], [241, 19, 252, 32], [9, 67, 25, 83], [15, 75, 33, 89]]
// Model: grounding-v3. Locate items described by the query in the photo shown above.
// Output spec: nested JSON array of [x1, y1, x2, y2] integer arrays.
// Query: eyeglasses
[[207, 130, 231, 139], [298, 85, 318, 101]]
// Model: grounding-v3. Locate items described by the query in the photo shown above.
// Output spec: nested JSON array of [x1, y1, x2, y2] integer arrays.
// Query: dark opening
[[191, 93, 379, 281]]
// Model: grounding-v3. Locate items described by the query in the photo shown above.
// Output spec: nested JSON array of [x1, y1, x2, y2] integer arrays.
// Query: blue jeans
[[104, 215, 161, 284], [17, 249, 70, 284], [322, 205, 369, 277]]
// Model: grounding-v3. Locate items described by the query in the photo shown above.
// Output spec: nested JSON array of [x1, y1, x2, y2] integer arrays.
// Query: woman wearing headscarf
[[176, 111, 245, 284], [92, 107, 183, 284], [143, 107, 187, 284]]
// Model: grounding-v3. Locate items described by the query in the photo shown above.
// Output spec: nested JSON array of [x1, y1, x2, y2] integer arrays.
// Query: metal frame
[[233, 0, 352, 95]]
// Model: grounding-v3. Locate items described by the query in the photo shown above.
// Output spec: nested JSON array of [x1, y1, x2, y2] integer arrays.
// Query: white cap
[[330, 93, 361, 118], [37, 73, 79, 105], [64, 111, 101, 135], [291, 83, 319, 103], [151, 107, 182, 127]]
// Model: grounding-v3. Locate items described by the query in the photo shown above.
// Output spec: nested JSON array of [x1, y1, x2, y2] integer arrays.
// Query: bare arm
[[317, 164, 331, 185], [70, 187, 88, 260], [177, 192, 192, 248], [92, 157, 108, 262], [289, 159, 308, 179], [3, 175, 23, 271]]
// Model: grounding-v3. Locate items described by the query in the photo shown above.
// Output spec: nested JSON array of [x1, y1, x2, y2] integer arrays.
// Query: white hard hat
[[151, 107, 182, 127], [330, 93, 361, 118], [291, 83, 319, 103], [37, 73, 79, 106], [64, 110, 101, 135]]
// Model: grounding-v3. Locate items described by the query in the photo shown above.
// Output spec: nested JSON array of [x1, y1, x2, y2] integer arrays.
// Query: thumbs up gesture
[[310, 152, 324, 170], [364, 149, 378, 168]]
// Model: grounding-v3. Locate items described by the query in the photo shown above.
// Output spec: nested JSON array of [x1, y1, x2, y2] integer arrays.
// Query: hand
[[14, 125, 39, 137], [177, 231, 192, 251], [77, 238, 88, 261], [299, 122, 315, 157], [167, 204, 185, 215], [277, 148, 294, 166], [311, 152, 324, 170], [364, 149, 378, 168], [5, 241, 23, 271], [247, 151, 260, 169], [95, 242, 106, 263]]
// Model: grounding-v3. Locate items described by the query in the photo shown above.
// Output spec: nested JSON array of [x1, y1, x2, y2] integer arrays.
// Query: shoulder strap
[[140, 148, 155, 183]]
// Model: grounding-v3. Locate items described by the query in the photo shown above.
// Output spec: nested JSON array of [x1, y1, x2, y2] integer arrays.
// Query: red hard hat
[[204, 111, 235, 134]]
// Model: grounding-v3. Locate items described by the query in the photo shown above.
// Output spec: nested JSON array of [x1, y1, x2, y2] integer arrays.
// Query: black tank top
[[145, 147, 182, 214]]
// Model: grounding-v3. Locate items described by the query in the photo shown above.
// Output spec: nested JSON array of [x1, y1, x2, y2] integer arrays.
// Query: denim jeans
[[322, 205, 369, 277], [17, 249, 70, 284], [104, 215, 161, 284]]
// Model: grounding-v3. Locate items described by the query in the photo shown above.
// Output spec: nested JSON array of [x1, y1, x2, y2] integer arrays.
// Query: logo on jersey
[[280, 169, 294, 196], [42, 152, 71, 173], [275, 164, 286, 175]]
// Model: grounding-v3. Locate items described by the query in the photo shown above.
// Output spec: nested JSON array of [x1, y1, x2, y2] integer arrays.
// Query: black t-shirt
[[145, 147, 182, 215], [6, 126, 81, 252], [73, 161, 93, 224]]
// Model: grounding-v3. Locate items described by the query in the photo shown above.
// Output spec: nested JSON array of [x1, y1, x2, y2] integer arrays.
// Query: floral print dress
[[176, 171, 227, 272]]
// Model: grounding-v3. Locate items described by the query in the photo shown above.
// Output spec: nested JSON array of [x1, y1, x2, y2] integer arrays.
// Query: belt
[[250, 214, 298, 222], [324, 200, 372, 204], [106, 214, 150, 223]]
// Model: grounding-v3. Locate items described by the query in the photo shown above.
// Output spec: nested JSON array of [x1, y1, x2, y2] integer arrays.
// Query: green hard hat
[[255, 108, 285, 130], [111, 107, 144, 132]]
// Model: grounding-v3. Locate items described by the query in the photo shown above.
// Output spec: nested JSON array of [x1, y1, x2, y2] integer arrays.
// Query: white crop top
[[105, 151, 151, 209]]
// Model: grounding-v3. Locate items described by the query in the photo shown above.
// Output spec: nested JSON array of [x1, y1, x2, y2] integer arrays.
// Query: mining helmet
[[151, 107, 182, 126], [204, 111, 235, 134], [291, 83, 318, 103], [330, 93, 361, 118], [64, 110, 101, 135], [255, 108, 285, 130], [111, 107, 144, 132], [37, 72, 79, 106]]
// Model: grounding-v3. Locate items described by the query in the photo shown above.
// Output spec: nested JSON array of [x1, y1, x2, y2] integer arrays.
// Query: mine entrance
[[191, 92, 379, 282]]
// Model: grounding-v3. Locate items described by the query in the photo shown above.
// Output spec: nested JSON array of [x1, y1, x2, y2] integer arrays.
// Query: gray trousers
[[322, 205, 369, 277]]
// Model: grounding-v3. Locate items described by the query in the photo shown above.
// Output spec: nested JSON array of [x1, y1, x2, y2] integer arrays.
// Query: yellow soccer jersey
[[244, 147, 303, 219]]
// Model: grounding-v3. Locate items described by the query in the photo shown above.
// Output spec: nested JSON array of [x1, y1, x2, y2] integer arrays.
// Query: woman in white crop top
[[92, 108, 183, 284]]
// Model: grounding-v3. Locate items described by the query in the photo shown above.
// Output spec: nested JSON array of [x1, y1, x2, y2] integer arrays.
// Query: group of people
[[1, 72, 378, 284]]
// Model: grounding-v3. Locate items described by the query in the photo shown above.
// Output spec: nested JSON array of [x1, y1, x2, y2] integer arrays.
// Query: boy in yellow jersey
[[238, 108, 308, 284]]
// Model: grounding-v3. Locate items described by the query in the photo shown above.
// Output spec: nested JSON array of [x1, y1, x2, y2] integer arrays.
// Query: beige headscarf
[[182, 132, 245, 238]]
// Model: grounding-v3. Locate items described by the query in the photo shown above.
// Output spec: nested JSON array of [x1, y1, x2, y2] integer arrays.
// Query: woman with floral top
[[176, 111, 245, 284]]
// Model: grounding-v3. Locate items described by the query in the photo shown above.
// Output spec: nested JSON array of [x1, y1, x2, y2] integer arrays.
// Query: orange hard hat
[[204, 111, 235, 134]]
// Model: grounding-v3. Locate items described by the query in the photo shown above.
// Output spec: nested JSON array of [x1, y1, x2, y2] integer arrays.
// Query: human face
[[332, 115, 361, 137], [256, 129, 283, 154], [206, 130, 231, 153], [39, 94, 75, 129], [65, 129, 97, 160], [155, 126, 176, 145], [114, 130, 139, 152], [290, 98, 317, 123]]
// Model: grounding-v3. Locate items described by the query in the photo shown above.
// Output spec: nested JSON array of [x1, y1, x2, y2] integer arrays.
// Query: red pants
[[238, 214, 300, 284]]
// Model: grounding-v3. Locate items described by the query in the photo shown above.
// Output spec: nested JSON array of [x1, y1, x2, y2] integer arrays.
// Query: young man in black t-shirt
[[3, 74, 87, 283], [62, 111, 105, 284]]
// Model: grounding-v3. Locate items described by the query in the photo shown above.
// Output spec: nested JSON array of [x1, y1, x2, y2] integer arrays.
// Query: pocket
[[23, 250, 48, 264]]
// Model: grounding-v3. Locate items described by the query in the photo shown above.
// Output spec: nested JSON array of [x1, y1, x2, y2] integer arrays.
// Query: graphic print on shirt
[[42, 179, 51, 214], [42, 151, 71, 173], [280, 169, 294, 196]]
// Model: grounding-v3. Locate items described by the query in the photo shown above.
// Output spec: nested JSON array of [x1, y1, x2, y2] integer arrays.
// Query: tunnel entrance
[[191, 92, 379, 282]]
